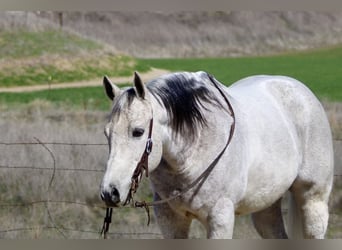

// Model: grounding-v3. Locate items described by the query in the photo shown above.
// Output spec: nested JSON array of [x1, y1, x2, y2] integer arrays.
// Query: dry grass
[[0, 101, 341, 238], [0, 102, 104, 237], [0, 10, 341, 238], [0, 28, 139, 87], [324, 102, 342, 141], [33, 11, 342, 58], [3, 11, 342, 59]]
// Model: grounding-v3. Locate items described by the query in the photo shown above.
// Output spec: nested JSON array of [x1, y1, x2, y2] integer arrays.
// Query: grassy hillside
[[0, 30, 100, 58], [0, 86, 110, 111], [0, 30, 149, 87], [1, 45, 341, 111], [35, 11, 342, 58]]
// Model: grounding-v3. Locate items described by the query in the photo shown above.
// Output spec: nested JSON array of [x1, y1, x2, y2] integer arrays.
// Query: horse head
[[100, 72, 162, 207]]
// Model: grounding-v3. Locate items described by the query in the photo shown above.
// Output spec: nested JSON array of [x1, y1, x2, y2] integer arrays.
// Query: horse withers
[[100, 71, 334, 239]]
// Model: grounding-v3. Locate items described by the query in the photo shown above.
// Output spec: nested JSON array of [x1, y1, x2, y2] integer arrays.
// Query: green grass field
[[140, 46, 342, 101], [0, 30, 149, 87], [1, 42, 342, 110], [0, 86, 110, 110]]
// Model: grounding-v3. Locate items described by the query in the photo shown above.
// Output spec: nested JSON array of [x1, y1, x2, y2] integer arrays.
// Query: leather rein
[[101, 75, 235, 238]]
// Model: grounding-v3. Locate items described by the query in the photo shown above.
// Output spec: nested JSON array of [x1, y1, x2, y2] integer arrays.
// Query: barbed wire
[[0, 226, 163, 237], [0, 164, 104, 172], [0, 138, 162, 238], [0, 141, 107, 146], [1, 139, 341, 176], [1, 197, 341, 212], [1, 164, 341, 176], [0, 139, 328, 144], [0, 200, 105, 209], [0, 139, 341, 238]]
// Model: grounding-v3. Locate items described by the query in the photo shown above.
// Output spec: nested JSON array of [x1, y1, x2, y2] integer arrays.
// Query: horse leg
[[206, 198, 235, 239], [289, 121, 333, 238], [153, 192, 192, 238], [290, 182, 331, 239], [300, 199, 329, 239], [302, 200, 329, 239], [251, 198, 288, 238], [290, 98, 333, 239]]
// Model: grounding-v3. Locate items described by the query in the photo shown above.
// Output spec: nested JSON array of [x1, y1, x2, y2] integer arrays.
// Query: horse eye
[[132, 128, 145, 137]]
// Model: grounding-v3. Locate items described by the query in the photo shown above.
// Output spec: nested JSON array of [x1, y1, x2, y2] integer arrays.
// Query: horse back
[[228, 75, 331, 145], [227, 75, 333, 214]]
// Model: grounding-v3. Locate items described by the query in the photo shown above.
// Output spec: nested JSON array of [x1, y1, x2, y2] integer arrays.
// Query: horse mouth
[[100, 190, 121, 207], [104, 201, 120, 208]]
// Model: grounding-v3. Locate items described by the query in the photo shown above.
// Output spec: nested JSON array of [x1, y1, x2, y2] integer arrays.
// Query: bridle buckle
[[145, 138, 153, 155]]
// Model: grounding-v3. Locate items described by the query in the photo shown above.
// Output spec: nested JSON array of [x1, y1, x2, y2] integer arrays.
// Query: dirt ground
[[0, 68, 170, 93]]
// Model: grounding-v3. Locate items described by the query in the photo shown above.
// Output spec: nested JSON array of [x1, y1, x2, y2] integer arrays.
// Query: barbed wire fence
[[0, 139, 341, 239], [0, 139, 165, 239]]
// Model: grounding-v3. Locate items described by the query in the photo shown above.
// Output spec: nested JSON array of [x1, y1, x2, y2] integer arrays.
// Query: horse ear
[[134, 71, 145, 99], [103, 75, 121, 101]]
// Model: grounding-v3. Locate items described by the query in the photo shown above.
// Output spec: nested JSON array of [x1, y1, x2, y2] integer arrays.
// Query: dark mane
[[147, 72, 224, 140]]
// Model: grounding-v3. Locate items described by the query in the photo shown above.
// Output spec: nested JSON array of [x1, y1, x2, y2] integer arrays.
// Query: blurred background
[[0, 11, 341, 238]]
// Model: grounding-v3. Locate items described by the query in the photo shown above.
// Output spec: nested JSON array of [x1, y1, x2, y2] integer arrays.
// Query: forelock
[[110, 87, 137, 118]]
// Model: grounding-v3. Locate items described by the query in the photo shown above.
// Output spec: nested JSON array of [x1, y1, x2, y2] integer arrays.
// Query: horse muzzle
[[100, 185, 121, 207]]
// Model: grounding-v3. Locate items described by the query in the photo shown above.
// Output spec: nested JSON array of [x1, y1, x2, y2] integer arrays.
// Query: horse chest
[[150, 169, 213, 215]]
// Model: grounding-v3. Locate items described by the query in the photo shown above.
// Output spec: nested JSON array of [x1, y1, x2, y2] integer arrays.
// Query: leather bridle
[[101, 74, 235, 238], [123, 118, 154, 206]]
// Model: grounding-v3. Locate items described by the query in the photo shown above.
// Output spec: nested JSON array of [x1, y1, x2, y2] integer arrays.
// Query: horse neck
[[149, 87, 237, 174], [149, 94, 190, 168]]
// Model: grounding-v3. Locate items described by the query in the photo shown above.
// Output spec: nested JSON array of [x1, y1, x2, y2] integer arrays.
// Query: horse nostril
[[100, 185, 120, 206], [111, 187, 120, 198], [100, 191, 106, 201], [100, 190, 109, 201]]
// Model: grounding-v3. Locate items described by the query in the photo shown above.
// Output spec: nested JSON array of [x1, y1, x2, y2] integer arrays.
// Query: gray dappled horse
[[100, 71, 333, 238]]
